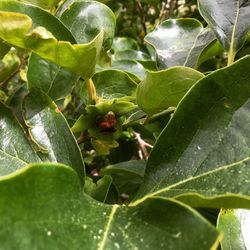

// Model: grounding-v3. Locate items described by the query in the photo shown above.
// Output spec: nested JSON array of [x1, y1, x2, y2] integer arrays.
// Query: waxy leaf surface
[[217, 209, 250, 250], [133, 56, 250, 209], [136, 67, 204, 115], [0, 1, 80, 99], [198, 0, 250, 60], [59, 1, 116, 50], [0, 103, 41, 176], [0, 163, 219, 249], [0, 11, 103, 78], [23, 89, 85, 180], [145, 19, 215, 69]]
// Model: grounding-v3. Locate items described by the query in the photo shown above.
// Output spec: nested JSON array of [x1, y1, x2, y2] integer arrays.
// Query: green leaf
[[136, 67, 204, 115], [111, 37, 139, 52], [0, 1, 80, 99], [198, 0, 250, 64], [101, 160, 145, 179], [84, 175, 112, 202], [0, 103, 41, 176], [59, 1, 116, 50], [0, 11, 103, 78], [27, 54, 79, 100], [0, 38, 10, 60], [0, 1, 75, 43], [217, 209, 250, 250], [82, 69, 137, 102], [113, 49, 151, 61], [0, 163, 220, 249], [133, 56, 250, 208], [111, 60, 146, 80], [23, 88, 85, 180], [100, 160, 146, 199], [0, 50, 20, 83], [20, 0, 61, 9], [145, 19, 215, 69]]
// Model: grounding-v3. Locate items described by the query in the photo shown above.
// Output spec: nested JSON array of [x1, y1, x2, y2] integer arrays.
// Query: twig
[[133, 131, 153, 160], [135, 0, 147, 37]]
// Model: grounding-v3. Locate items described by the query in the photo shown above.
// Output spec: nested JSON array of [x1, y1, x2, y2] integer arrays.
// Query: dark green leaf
[[198, 0, 250, 64], [23, 88, 85, 180], [145, 19, 215, 69], [133, 56, 250, 208], [81, 69, 137, 102], [0, 38, 10, 60], [0, 163, 220, 249], [27, 54, 79, 100], [0, 103, 41, 176], [84, 175, 112, 202], [59, 1, 116, 50]]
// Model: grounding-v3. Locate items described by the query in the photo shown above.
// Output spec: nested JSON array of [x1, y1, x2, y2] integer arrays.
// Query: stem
[[227, 51, 235, 66], [85, 78, 97, 104]]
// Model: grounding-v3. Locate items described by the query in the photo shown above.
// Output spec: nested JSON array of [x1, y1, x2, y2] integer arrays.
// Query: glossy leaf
[[0, 1, 75, 43], [0, 163, 220, 249], [23, 88, 85, 180], [217, 209, 250, 249], [27, 54, 79, 100], [198, 0, 250, 63], [0, 103, 41, 176], [0, 1, 80, 99], [112, 37, 139, 52], [136, 67, 204, 115], [133, 56, 250, 208], [20, 0, 61, 9], [113, 49, 151, 61], [0, 11, 103, 78], [59, 1, 116, 50], [82, 69, 137, 102], [145, 19, 215, 69], [111, 60, 146, 80]]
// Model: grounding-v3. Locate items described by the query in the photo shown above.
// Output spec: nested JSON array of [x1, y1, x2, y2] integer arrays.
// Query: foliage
[[0, 0, 250, 249]]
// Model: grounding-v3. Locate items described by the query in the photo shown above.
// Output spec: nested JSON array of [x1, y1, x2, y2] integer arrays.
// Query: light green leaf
[[113, 49, 151, 61], [19, 0, 61, 9], [136, 67, 204, 115], [0, 50, 20, 83], [27, 54, 79, 100], [145, 19, 215, 69], [59, 0, 116, 50], [0, 103, 41, 176], [84, 175, 112, 202], [23, 88, 85, 180], [0, 163, 220, 249], [0, 1, 80, 99], [0, 11, 103, 78], [0, 1, 75, 43], [133, 56, 250, 208], [111, 37, 139, 52], [198, 0, 250, 64], [217, 209, 250, 250]]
